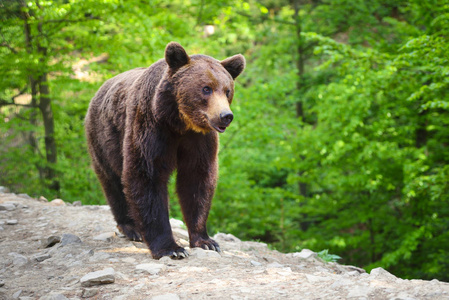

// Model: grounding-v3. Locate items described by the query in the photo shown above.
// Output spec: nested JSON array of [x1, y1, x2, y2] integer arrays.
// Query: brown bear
[[85, 42, 245, 259]]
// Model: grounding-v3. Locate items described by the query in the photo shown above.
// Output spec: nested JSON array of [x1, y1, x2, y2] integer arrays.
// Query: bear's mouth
[[213, 125, 227, 133]]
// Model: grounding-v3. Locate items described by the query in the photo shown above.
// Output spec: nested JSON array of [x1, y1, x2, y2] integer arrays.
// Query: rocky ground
[[1, 188, 448, 300]]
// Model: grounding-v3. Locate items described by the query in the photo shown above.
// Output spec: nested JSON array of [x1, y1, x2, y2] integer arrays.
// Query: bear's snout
[[220, 112, 234, 126]]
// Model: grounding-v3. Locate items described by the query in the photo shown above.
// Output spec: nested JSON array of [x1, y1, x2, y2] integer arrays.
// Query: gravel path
[[1, 189, 448, 299]]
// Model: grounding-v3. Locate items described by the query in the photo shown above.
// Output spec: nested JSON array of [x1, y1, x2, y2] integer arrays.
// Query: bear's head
[[164, 42, 245, 134]]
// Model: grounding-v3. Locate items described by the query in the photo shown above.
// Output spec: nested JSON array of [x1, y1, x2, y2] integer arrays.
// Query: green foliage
[[317, 249, 342, 263], [1, 0, 448, 281]]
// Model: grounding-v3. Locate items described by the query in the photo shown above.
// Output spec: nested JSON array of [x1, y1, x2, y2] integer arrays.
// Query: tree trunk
[[22, 3, 60, 194], [22, 6, 45, 179], [293, 0, 307, 198]]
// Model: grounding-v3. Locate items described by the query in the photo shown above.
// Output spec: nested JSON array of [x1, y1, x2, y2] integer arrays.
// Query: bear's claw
[[117, 224, 142, 242], [153, 247, 189, 260], [193, 238, 221, 253]]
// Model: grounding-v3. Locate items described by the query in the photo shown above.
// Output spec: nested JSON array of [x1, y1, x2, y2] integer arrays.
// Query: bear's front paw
[[152, 247, 189, 260], [191, 238, 221, 253]]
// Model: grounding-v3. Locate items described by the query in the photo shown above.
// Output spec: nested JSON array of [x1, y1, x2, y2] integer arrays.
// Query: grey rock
[[135, 263, 166, 275], [93, 232, 116, 242], [0, 186, 10, 193], [12, 290, 22, 299], [169, 218, 185, 228], [346, 285, 372, 298], [72, 201, 82, 206], [292, 249, 317, 259], [214, 233, 242, 243], [38, 196, 48, 202], [305, 274, 333, 283], [0, 203, 16, 211], [6, 219, 18, 225], [8, 252, 28, 267], [345, 265, 366, 274], [190, 248, 221, 259], [158, 256, 171, 264], [81, 288, 99, 298], [40, 293, 69, 300], [41, 236, 61, 248], [370, 267, 397, 280], [151, 294, 180, 300], [49, 199, 65, 206], [267, 262, 284, 268], [60, 233, 82, 246], [32, 253, 51, 262], [80, 268, 115, 287], [172, 228, 189, 240], [0, 279, 4, 287], [347, 271, 360, 276], [17, 193, 31, 199], [250, 260, 262, 267]]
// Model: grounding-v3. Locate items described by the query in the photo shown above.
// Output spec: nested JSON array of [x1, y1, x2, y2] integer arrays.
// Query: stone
[[93, 232, 117, 242], [80, 268, 115, 287], [73, 201, 82, 206], [60, 233, 82, 246], [13, 290, 22, 299], [0, 203, 16, 211], [38, 196, 48, 202], [32, 253, 51, 262], [172, 228, 189, 240], [40, 293, 69, 300], [214, 233, 242, 243], [151, 294, 180, 300], [8, 252, 28, 267], [6, 219, 18, 225], [49, 199, 66, 206], [169, 218, 185, 228], [158, 256, 172, 264], [121, 257, 137, 264], [17, 193, 31, 199], [0, 279, 4, 287], [346, 285, 372, 298], [292, 249, 317, 259], [250, 260, 262, 267], [190, 248, 221, 259], [267, 262, 284, 268], [81, 288, 99, 298], [41, 236, 61, 248], [347, 271, 360, 276], [305, 274, 333, 283], [135, 263, 166, 275], [370, 267, 397, 280]]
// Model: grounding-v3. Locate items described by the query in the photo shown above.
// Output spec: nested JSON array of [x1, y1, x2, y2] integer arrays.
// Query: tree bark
[[36, 25, 60, 193], [21, 1, 60, 193], [22, 5, 45, 179], [293, 0, 307, 198]]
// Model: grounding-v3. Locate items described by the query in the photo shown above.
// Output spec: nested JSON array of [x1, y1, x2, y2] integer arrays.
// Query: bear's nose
[[220, 112, 234, 126]]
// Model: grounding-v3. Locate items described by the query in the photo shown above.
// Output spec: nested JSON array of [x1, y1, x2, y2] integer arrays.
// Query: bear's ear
[[221, 54, 246, 80], [165, 42, 190, 71]]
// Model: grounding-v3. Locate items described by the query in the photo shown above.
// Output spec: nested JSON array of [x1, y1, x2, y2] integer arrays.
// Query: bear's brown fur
[[85, 42, 245, 259]]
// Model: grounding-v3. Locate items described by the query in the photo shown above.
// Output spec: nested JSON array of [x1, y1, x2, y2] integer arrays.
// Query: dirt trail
[[1, 190, 448, 299]]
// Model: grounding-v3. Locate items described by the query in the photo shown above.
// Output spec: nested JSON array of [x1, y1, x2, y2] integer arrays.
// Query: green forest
[[1, 0, 448, 281]]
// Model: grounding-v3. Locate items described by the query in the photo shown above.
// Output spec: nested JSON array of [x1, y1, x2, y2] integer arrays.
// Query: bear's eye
[[202, 86, 212, 95], [226, 89, 231, 98]]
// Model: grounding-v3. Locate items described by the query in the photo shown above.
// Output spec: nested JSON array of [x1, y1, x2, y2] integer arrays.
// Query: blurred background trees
[[1, 0, 448, 281]]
